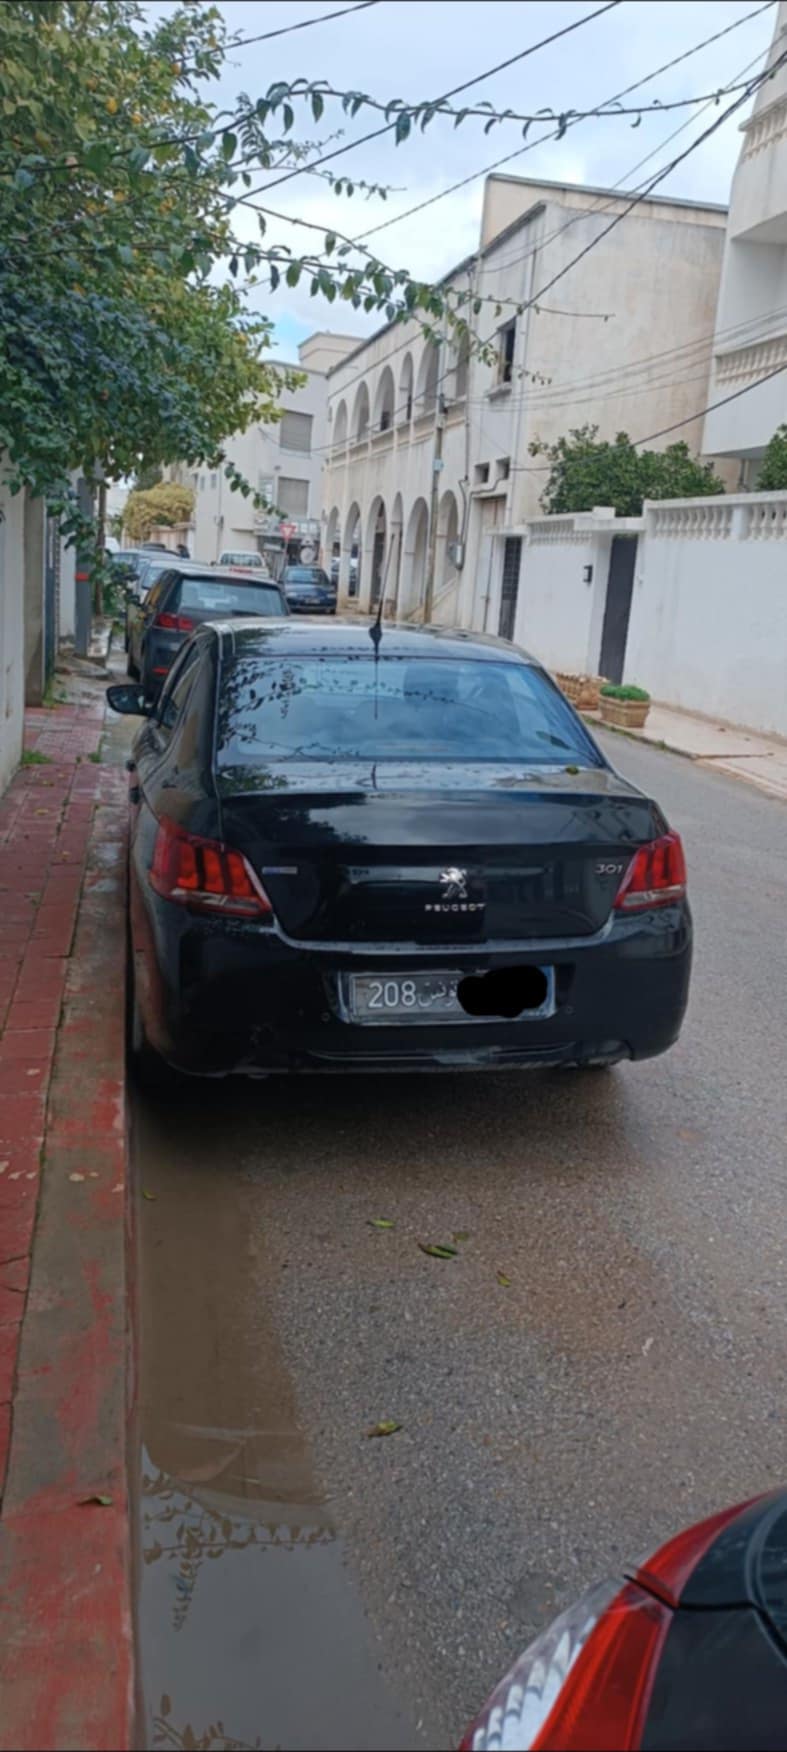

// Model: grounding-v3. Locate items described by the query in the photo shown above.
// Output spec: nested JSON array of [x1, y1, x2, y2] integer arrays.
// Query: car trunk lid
[[217, 761, 663, 944]]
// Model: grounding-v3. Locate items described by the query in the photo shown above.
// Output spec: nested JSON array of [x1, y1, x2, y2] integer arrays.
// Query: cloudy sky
[[203, 0, 778, 359]]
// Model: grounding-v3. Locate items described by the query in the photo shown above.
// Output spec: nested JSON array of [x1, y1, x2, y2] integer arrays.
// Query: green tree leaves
[[529, 425, 725, 517]]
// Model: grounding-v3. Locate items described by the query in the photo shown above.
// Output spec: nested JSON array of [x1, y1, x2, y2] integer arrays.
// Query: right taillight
[[613, 831, 686, 913], [150, 816, 273, 921]]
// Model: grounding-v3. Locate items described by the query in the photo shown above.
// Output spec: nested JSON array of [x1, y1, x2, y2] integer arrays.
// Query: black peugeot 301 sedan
[[107, 621, 691, 1081]]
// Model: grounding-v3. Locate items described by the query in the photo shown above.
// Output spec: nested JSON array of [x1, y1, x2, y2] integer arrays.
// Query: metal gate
[[498, 537, 522, 641], [599, 535, 637, 684]]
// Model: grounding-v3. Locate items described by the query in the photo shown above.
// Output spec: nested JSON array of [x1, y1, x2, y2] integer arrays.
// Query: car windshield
[[217, 654, 602, 765], [285, 569, 330, 587], [177, 576, 285, 616]]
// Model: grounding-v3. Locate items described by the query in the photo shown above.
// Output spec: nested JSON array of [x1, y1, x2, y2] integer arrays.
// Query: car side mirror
[[106, 683, 151, 717]]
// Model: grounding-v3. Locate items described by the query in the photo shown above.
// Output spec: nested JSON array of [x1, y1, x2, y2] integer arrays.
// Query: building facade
[[703, 1, 787, 476], [183, 331, 360, 571], [322, 171, 728, 637]]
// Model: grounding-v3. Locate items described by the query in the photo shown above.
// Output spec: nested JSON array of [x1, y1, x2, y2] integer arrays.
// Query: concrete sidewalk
[[586, 701, 787, 802], [0, 656, 133, 1749]]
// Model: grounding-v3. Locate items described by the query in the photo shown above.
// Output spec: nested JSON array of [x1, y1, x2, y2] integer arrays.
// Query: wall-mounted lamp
[[583, 564, 593, 584]]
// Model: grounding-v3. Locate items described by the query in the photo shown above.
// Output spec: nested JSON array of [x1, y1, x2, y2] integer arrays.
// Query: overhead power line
[[353, 0, 775, 245], [320, 28, 774, 415], [258, 0, 622, 193], [227, 1, 381, 52], [631, 361, 787, 450], [523, 50, 787, 312]]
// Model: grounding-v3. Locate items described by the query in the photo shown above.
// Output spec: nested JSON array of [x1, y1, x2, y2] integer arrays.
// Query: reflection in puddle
[[134, 1092, 416, 1752]]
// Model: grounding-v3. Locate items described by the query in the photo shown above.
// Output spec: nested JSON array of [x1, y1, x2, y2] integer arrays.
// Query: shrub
[[600, 684, 650, 702]]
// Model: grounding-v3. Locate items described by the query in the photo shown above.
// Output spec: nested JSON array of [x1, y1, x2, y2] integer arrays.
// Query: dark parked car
[[125, 555, 198, 675], [280, 564, 336, 614], [127, 564, 288, 698], [462, 1489, 787, 1751], [107, 622, 691, 1082]]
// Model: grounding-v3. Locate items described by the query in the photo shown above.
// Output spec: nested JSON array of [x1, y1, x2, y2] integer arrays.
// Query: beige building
[[182, 332, 360, 571], [703, 1, 787, 475], [322, 171, 728, 638]]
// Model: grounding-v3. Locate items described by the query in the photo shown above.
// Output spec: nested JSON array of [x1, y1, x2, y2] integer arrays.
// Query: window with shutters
[[277, 476, 309, 516], [279, 411, 313, 454]]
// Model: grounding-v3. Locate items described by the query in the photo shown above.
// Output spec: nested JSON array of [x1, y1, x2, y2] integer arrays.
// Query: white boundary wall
[[626, 494, 787, 738], [512, 493, 787, 740], [0, 483, 25, 795]]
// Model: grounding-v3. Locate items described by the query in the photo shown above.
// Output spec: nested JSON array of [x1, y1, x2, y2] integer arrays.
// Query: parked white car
[[217, 549, 267, 572]]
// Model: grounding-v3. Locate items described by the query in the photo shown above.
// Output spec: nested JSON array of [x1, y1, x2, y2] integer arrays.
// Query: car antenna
[[369, 531, 396, 716]]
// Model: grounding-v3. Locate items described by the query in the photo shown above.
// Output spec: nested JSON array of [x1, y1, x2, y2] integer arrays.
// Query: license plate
[[345, 969, 554, 1025]]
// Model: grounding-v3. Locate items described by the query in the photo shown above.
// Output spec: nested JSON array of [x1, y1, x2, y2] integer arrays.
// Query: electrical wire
[[352, 0, 775, 245], [303, 36, 774, 426], [257, 1, 622, 193], [227, 1, 381, 51]]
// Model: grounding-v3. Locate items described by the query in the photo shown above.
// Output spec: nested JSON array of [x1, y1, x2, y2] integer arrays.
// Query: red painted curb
[[0, 755, 134, 1750]]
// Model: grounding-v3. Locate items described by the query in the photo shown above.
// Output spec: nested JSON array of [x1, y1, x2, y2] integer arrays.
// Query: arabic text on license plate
[[349, 973, 465, 1023]]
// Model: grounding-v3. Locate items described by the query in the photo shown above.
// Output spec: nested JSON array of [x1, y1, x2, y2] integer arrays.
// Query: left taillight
[[149, 816, 273, 920], [460, 1577, 669, 1752], [613, 831, 686, 913]]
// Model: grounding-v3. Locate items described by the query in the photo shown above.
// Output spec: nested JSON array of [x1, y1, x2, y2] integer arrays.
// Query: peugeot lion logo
[[424, 867, 484, 914], [440, 866, 468, 902]]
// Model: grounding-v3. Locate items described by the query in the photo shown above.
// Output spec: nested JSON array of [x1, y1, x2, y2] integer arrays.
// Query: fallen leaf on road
[[497, 1271, 512, 1287], [78, 1493, 113, 1507], [142, 1189, 157, 1201], [418, 1242, 458, 1259], [366, 1420, 402, 1439], [453, 1230, 470, 1244], [368, 1218, 395, 1229]]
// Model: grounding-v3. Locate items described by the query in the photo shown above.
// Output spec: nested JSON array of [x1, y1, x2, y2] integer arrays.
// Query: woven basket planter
[[555, 673, 604, 711], [599, 696, 651, 730]]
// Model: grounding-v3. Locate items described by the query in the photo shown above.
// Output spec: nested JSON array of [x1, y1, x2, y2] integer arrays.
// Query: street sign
[[279, 522, 296, 540]]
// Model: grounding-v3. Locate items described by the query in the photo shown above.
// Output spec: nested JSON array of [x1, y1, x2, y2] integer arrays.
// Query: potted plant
[[555, 672, 605, 711], [599, 683, 651, 729]]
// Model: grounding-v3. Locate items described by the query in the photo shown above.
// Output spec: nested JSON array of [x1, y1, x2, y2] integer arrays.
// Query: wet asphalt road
[[131, 733, 787, 1752]]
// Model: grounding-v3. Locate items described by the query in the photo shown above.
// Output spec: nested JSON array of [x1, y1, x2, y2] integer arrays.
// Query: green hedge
[[600, 684, 650, 702]]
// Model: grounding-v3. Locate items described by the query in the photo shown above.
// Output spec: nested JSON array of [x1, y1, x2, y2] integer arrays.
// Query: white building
[[323, 171, 729, 637], [703, 1, 787, 476], [185, 331, 360, 571]]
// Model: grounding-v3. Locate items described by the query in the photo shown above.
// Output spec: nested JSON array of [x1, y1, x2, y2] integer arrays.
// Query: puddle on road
[[134, 1091, 415, 1752]]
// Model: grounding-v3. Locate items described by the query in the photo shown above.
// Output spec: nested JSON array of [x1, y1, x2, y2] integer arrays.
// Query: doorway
[[498, 537, 522, 641], [599, 536, 637, 684]]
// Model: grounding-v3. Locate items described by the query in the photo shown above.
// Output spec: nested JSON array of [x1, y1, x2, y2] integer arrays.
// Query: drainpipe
[[423, 394, 446, 624]]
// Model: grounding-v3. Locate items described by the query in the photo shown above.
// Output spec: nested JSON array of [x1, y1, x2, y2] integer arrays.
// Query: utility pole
[[422, 394, 446, 625]]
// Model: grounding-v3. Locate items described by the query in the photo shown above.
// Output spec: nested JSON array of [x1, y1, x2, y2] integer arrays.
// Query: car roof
[[198, 619, 537, 664], [157, 561, 281, 585]]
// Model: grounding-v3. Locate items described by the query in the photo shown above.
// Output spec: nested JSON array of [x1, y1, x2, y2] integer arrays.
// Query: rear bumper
[[133, 887, 692, 1076]]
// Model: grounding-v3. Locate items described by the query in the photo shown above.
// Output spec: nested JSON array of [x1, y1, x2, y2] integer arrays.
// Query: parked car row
[[108, 604, 692, 1088]]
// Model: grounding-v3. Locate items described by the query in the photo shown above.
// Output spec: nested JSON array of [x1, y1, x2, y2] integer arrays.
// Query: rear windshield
[[220, 552, 262, 568], [175, 577, 285, 617], [285, 568, 330, 586], [217, 654, 601, 765]]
